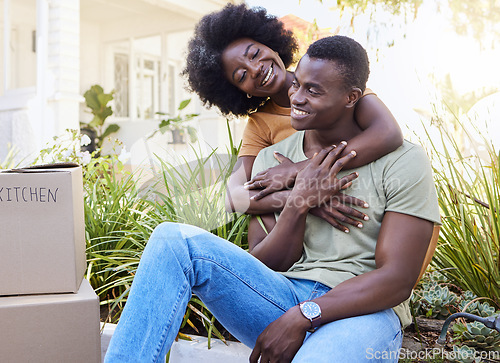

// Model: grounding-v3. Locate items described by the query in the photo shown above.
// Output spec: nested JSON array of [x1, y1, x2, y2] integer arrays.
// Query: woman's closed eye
[[239, 71, 247, 83], [251, 49, 260, 60]]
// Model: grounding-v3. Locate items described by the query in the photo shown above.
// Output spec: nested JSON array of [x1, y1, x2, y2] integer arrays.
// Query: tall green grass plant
[[90, 121, 249, 347], [428, 123, 500, 307]]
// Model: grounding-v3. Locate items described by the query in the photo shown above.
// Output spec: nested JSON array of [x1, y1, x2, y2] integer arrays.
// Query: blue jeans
[[104, 222, 402, 362]]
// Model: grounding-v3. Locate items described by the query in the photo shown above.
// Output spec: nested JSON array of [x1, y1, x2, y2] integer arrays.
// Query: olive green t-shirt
[[252, 131, 441, 328]]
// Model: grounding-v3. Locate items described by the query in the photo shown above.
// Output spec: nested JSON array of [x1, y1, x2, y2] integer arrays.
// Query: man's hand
[[289, 143, 358, 212], [245, 152, 303, 201], [250, 305, 310, 363]]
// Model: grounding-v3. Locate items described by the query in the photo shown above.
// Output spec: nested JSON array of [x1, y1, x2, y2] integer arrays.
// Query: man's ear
[[345, 88, 362, 108]]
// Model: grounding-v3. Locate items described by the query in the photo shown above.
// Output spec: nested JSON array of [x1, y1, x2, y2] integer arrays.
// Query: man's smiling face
[[288, 55, 350, 132]]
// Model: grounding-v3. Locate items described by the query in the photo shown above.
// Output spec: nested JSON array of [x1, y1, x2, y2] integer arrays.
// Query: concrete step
[[100, 323, 251, 363]]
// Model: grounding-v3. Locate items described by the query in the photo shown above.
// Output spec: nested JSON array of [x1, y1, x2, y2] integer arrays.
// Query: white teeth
[[293, 108, 308, 116], [261, 64, 273, 86]]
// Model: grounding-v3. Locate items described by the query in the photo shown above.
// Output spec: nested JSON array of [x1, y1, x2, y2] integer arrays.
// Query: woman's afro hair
[[183, 3, 298, 116]]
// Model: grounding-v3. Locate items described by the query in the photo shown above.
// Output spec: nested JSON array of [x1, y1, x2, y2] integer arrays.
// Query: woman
[[184, 3, 403, 232]]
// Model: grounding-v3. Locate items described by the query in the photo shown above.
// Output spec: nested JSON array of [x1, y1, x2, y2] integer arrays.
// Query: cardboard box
[[0, 163, 86, 296], [0, 279, 101, 363]]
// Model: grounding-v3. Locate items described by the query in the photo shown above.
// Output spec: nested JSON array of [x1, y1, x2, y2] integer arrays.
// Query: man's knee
[[150, 222, 182, 242], [145, 222, 189, 256], [149, 222, 210, 251]]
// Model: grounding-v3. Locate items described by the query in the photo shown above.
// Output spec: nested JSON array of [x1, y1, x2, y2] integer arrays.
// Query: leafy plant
[[451, 344, 480, 363], [427, 121, 500, 308], [81, 85, 119, 149], [150, 99, 199, 144], [421, 283, 459, 319], [453, 321, 500, 351], [83, 154, 153, 317], [92, 120, 248, 341], [35, 129, 93, 166], [458, 292, 497, 318]]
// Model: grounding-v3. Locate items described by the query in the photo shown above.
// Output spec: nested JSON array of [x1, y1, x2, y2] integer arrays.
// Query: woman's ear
[[345, 88, 362, 108]]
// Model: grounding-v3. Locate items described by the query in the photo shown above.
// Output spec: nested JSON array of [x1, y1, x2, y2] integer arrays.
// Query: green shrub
[[83, 155, 155, 319], [427, 123, 500, 308], [89, 121, 249, 348], [453, 320, 500, 352]]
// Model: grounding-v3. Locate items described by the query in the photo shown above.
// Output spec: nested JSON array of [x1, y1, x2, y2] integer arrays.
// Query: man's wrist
[[287, 305, 312, 332]]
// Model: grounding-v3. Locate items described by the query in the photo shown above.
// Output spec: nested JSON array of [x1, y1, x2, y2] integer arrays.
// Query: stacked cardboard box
[[0, 164, 101, 362]]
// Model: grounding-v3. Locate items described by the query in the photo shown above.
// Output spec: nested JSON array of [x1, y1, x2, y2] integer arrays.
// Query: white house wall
[[80, 20, 101, 97]]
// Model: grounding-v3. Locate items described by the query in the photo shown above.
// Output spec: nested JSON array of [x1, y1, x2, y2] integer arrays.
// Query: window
[[167, 63, 177, 116], [110, 35, 163, 120], [135, 55, 160, 119], [113, 53, 129, 117]]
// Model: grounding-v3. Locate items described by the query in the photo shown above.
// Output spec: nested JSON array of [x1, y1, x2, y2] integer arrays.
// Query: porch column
[[40, 0, 81, 145]]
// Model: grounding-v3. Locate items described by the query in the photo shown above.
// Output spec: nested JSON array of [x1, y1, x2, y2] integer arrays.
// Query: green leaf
[[88, 115, 102, 128], [84, 91, 101, 112], [178, 99, 191, 111], [97, 93, 114, 106], [101, 124, 120, 139], [186, 126, 198, 143], [100, 106, 113, 121]]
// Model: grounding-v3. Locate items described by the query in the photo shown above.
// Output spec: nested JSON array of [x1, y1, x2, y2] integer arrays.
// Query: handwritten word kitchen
[[0, 186, 59, 203]]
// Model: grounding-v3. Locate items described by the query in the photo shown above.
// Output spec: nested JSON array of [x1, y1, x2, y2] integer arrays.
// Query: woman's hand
[[310, 193, 370, 233], [288, 143, 358, 212], [244, 152, 304, 200]]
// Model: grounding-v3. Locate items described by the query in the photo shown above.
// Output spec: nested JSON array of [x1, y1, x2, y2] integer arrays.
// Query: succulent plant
[[428, 270, 449, 284], [458, 291, 497, 318], [422, 284, 459, 319], [460, 290, 478, 303], [451, 345, 480, 363], [453, 321, 500, 352]]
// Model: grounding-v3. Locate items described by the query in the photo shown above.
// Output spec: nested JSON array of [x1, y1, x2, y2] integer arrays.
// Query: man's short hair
[[306, 36, 369, 93]]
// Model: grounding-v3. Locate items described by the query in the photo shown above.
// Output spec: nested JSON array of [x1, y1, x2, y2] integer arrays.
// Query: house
[[0, 0, 244, 168]]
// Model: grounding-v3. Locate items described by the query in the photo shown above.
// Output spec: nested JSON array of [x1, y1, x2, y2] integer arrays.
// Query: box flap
[[1, 163, 80, 174]]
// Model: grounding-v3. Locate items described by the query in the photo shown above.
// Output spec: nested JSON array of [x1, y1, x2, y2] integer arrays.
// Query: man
[[246, 35, 440, 362], [105, 36, 440, 363]]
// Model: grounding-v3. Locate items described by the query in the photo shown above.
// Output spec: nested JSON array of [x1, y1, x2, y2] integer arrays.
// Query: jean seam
[[307, 282, 330, 300], [192, 255, 290, 312], [152, 281, 190, 363]]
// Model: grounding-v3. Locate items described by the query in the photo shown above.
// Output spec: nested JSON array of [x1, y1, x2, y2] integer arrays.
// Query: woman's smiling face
[[221, 38, 287, 98]]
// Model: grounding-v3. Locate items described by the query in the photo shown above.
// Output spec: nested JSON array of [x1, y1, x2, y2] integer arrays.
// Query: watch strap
[[310, 314, 321, 331]]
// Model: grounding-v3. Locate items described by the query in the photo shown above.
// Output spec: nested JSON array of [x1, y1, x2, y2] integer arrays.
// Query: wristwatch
[[299, 301, 322, 332]]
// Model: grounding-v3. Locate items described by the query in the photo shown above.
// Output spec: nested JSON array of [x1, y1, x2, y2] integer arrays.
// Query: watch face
[[300, 301, 321, 319]]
